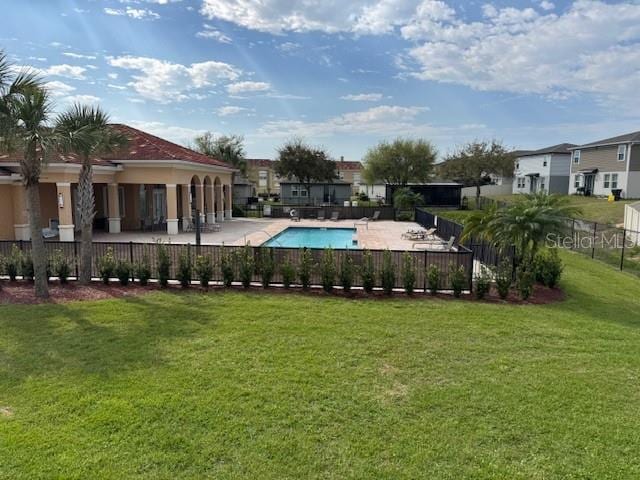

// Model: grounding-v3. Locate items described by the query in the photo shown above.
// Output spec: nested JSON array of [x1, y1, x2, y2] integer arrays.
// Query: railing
[[268, 205, 396, 220], [0, 240, 474, 292]]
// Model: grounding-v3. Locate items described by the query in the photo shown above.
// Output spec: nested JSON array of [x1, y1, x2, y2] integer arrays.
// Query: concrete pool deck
[[93, 217, 451, 251]]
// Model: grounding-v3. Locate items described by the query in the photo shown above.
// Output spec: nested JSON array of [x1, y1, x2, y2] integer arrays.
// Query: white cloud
[[63, 52, 97, 60], [62, 94, 101, 105], [108, 84, 127, 90], [277, 42, 301, 52], [256, 105, 429, 137], [403, 1, 640, 108], [41, 64, 87, 80], [46, 80, 76, 97], [104, 6, 160, 20], [108, 73, 119, 79], [539, 1, 555, 11], [200, 0, 422, 34], [216, 105, 252, 116], [196, 24, 232, 43], [126, 120, 205, 146], [341, 93, 383, 102], [227, 81, 271, 95], [108, 55, 241, 102]]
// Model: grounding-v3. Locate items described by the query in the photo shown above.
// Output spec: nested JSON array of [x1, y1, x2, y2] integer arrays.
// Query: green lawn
[[490, 194, 635, 225], [3, 252, 640, 479]]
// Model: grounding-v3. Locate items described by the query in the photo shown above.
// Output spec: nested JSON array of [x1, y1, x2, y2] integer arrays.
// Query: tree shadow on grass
[[0, 291, 224, 386]]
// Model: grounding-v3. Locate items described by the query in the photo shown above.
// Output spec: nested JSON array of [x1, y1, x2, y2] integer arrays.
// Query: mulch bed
[[0, 280, 564, 305]]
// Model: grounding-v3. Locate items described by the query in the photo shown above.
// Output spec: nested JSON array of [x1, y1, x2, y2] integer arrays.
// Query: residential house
[[0, 124, 235, 241], [280, 181, 352, 205], [233, 175, 255, 206], [513, 143, 575, 195], [569, 131, 640, 198], [246, 158, 280, 196], [335, 157, 363, 195]]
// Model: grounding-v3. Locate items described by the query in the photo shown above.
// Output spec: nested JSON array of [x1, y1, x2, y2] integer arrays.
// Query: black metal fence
[[565, 218, 640, 277], [415, 207, 515, 270], [0, 240, 474, 292], [268, 205, 396, 220]]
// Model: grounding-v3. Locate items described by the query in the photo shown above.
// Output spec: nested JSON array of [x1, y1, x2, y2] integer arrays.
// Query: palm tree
[[462, 193, 581, 267], [0, 51, 52, 298], [55, 104, 128, 284]]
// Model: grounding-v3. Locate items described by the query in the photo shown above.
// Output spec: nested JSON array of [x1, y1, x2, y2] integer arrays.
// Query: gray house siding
[[280, 183, 352, 205], [548, 175, 569, 194], [629, 144, 640, 171], [571, 145, 626, 174]]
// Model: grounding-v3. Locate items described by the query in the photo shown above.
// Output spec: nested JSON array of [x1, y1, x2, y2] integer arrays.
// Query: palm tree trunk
[[475, 183, 481, 209], [78, 159, 95, 284], [25, 182, 49, 298]]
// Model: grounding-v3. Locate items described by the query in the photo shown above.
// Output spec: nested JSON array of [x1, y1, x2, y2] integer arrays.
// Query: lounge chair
[[413, 236, 456, 251], [402, 227, 436, 240], [329, 211, 340, 221], [370, 210, 380, 221], [317, 211, 325, 221]]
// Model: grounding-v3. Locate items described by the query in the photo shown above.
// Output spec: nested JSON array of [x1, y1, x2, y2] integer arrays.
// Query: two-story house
[[246, 158, 280, 196], [568, 131, 640, 198], [513, 144, 575, 195], [335, 157, 363, 195]]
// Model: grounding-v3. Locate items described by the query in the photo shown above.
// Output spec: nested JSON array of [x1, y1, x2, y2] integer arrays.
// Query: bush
[[401, 253, 416, 295], [359, 250, 374, 293], [494, 258, 513, 300], [195, 255, 213, 289], [298, 248, 313, 290], [5, 245, 21, 281], [534, 248, 563, 288], [259, 248, 275, 288], [396, 211, 413, 222], [156, 242, 171, 288], [427, 264, 440, 295], [232, 205, 245, 217], [339, 256, 354, 293], [97, 248, 116, 285], [380, 250, 396, 296], [474, 265, 492, 300], [238, 245, 255, 288], [450, 263, 466, 298], [280, 260, 295, 289], [320, 249, 336, 293], [220, 250, 235, 287], [517, 266, 535, 300], [134, 255, 151, 286], [50, 250, 71, 284], [116, 260, 132, 286], [176, 248, 192, 288], [21, 254, 34, 282]]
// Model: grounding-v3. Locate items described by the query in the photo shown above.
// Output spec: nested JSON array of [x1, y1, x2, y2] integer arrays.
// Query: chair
[[153, 216, 165, 232], [329, 211, 339, 221], [370, 210, 380, 221], [402, 227, 436, 240], [413, 236, 456, 251], [183, 218, 194, 233], [317, 210, 326, 221]]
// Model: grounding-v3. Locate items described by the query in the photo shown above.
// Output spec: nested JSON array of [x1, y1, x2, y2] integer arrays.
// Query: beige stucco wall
[[0, 185, 15, 239]]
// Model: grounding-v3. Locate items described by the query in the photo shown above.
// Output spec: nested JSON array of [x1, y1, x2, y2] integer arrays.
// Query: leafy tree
[[440, 140, 515, 205], [363, 138, 436, 186], [393, 187, 424, 210], [274, 138, 337, 200], [54, 104, 128, 285], [462, 193, 581, 267], [193, 132, 247, 175], [0, 51, 52, 298]]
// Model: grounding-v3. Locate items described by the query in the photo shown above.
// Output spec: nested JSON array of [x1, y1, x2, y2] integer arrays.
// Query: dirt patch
[[0, 280, 564, 305], [0, 281, 154, 305], [0, 406, 13, 418]]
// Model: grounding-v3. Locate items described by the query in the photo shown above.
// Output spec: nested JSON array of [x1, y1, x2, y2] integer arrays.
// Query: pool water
[[262, 227, 358, 249]]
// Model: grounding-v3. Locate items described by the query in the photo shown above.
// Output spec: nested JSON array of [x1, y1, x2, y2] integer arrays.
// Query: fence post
[[591, 222, 597, 259], [129, 241, 135, 282], [195, 209, 201, 250], [620, 228, 626, 271], [423, 250, 428, 293]]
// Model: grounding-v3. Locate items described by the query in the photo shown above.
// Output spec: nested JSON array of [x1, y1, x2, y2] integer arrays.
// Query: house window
[[258, 170, 268, 187], [353, 173, 361, 186], [291, 186, 308, 197], [574, 175, 581, 189], [611, 173, 618, 189], [300, 188, 308, 197], [517, 177, 526, 189], [617, 145, 626, 162], [540, 177, 546, 191], [338, 171, 345, 180], [543, 159, 548, 167], [573, 150, 581, 163], [291, 186, 298, 197]]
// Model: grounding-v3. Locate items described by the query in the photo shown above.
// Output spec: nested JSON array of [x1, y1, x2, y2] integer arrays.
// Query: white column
[[166, 184, 179, 235], [216, 184, 224, 222], [56, 182, 75, 241], [107, 183, 121, 234], [224, 184, 232, 220], [181, 184, 191, 229]]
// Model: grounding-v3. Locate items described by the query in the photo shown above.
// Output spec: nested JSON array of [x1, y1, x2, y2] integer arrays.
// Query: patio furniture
[[202, 222, 222, 233], [183, 218, 195, 232], [329, 211, 340, 221], [317, 210, 326, 221], [370, 210, 381, 221], [290, 209, 300, 222], [413, 236, 456, 251], [142, 217, 153, 231], [152, 216, 165, 232], [402, 227, 436, 240], [42, 219, 59, 239]]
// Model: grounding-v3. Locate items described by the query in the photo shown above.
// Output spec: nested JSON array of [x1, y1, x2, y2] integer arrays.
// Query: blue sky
[[3, 0, 639, 160]]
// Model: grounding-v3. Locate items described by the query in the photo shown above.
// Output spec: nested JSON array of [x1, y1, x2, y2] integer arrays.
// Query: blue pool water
[[263, 227, 358, 249]]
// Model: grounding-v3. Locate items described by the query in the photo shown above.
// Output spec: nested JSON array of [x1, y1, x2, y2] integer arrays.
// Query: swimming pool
[[262, 227, 358, 249]]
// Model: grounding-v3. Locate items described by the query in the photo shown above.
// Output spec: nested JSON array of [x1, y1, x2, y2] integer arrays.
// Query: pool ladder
[[244, 229, 284, 247]]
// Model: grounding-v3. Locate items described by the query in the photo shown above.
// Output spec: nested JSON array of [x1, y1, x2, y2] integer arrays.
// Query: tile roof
[[517, 143, 576, 157], [573, 130, 640, 149], [247, 158, 275, 168], [0, 124, 234, 170], [336, 160, 363, 171]]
